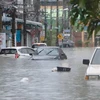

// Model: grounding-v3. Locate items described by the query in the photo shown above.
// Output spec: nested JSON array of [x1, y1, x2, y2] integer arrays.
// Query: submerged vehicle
[[83, 47, 100, 80], [31, 46, 67, 60], [32, 43, 47, 50], [0, 46, 35, 59]]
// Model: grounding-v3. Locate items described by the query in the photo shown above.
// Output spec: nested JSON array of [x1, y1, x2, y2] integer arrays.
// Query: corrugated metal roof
[[2, 13, 43, 27]]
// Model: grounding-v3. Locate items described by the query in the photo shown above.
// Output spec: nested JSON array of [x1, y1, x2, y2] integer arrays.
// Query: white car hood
[[86, 65, 100, 75]]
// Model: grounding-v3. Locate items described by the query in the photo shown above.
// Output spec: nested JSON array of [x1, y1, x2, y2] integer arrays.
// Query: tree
[[70, 0, 100, 38]]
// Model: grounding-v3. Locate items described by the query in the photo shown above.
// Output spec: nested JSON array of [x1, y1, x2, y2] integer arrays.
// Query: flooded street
[[1, 47, 100, 100]]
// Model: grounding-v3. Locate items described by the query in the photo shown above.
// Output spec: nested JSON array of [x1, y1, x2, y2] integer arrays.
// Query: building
[[2, 13, 43, 47], [0, 0, 43, 48], [40, 0, 67, 45]]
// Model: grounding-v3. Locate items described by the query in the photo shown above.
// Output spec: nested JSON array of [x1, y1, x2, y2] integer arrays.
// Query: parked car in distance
[[62, 40, 74, 47], [31, 46, 67, 60], [0, 46, 35, 59], [83, 47, 100, 80], [32, 43, 47, 50]]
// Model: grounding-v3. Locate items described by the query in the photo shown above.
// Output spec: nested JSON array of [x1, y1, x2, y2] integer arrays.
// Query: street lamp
[[63, 7, 71, 39], [62, 7, 69, 30]]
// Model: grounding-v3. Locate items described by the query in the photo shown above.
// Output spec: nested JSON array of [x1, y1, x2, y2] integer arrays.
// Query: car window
[[91, 49, 100, 64], [0, 49, 17, 54], [19, 48, 35, 54], [36, 48, 46, 55], [27, 48, 35, 54], [19, 48, 28, 54]]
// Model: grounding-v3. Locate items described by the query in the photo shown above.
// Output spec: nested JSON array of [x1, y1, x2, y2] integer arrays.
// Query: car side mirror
[[29, 53, 33, 56], [83, 59, 89, 65], [60, 53, 67, 59]]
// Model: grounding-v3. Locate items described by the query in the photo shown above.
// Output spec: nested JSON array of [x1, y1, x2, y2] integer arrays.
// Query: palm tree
[[70, 0, 100, 38]]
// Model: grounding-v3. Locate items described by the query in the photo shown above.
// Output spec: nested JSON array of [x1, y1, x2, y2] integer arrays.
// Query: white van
[[83, 47, 100, 80]]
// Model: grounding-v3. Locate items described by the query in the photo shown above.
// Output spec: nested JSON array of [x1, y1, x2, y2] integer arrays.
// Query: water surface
[[1, 47, 99, 100]]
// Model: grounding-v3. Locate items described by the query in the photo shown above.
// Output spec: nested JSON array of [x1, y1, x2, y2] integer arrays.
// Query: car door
[[18, 48, 34, 58]]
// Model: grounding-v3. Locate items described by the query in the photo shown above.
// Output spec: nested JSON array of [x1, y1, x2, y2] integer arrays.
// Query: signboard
[[57, 34, 63, 40], [63, 33, 70, 37], [63, 29, 70, 33], [40, 31, 45, 41], [0, 33, 6, 49], [40, 36, 45, 41], [16, 30, 21, 42]]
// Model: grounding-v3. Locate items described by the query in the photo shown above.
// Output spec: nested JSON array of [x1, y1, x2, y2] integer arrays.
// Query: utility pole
[[35, 0, 40, 22], [50, 1, 52, 46], [35, 0, 40, 42], [23, 0, 27, 46], [11, 7, 16, 46], [63, 0, 67, 30], [44, 0, 47, 41], [0, 6, 2, 32], [63, 0, 71, 38], [56, 0, 59, 46]]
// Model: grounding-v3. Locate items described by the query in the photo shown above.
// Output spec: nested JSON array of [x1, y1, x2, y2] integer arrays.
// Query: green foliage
[[46, 29, 56, 46], [70, 0, 100, 38]]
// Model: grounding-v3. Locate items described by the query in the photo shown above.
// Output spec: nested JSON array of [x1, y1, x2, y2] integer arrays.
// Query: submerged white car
[[83, 47, 100, 80], [32, 46, 67, 60], [0, 46, 35, 59]]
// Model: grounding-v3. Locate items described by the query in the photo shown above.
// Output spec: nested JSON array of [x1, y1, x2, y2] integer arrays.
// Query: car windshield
[[36, 48, 59, 56], [91, 49, 100, 64]]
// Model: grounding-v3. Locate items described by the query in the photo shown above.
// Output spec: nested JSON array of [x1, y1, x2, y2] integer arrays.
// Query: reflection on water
[[0, 47, 100, 100]]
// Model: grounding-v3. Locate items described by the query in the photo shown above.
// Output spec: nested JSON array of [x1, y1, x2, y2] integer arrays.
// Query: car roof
[[37, 46, 59, 49], [33, 43, 46, 44], [96, 47, 100, 49], [1, 46, 32, 50], [32, 43, 47, 45]]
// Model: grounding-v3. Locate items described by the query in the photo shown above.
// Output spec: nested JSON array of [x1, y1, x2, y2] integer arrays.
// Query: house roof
[[2, 13, 43, 27]]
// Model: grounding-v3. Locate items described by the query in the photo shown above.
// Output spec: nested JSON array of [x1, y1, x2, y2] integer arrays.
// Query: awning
[[2, 13, 43, 27]]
